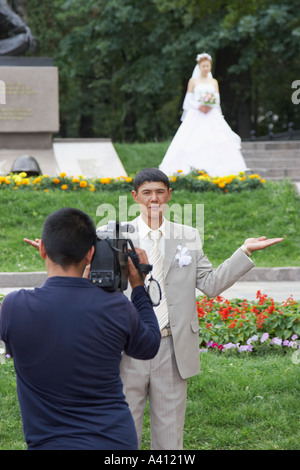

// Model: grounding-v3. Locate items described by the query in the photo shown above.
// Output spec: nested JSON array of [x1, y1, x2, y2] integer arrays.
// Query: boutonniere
[[175, 245, 192, 268]]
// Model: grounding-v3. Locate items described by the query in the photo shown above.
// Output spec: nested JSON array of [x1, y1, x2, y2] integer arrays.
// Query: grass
[[1, 140, 299, 270], [0, 179, 299, 271], [1, 352, 299, 450], [114, 141, 170, 175]]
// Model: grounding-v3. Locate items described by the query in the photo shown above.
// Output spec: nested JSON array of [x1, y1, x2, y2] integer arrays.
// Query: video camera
[[89, 221, 153, 293]]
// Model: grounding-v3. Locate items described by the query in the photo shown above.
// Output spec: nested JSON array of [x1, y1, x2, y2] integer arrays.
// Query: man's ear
[[39, 240, 47, 260], [131, 189, 138, 203], [85, 245, 95, 265]]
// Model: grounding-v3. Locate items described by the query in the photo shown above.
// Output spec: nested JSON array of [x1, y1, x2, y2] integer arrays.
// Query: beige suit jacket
[[123, 217, 254, 379]]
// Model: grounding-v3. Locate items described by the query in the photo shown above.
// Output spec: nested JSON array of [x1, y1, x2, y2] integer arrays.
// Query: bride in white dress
[[159, 53, 248, 177]]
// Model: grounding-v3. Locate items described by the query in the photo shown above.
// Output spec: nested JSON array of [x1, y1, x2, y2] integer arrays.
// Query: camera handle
[[126, 239, 152, 281]]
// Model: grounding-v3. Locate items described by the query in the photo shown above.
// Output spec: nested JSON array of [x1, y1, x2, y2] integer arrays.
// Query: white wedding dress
[[159, 83, 248, 177]]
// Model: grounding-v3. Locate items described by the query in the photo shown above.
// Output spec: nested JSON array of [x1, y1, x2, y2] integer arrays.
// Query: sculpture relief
[[0, 0, 36, 55]]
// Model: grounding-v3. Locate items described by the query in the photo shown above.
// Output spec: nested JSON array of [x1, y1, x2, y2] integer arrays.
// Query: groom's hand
[[244, 236, 283, 253], [24, 238, 41, 250]]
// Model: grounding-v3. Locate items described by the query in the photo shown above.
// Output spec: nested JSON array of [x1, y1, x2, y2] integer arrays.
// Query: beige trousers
[[120, 336, 188, 450]]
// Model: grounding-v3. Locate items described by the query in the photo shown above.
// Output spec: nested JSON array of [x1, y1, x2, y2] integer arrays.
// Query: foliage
[[27, 0, 300, 141], [197, 290, 300, 352]]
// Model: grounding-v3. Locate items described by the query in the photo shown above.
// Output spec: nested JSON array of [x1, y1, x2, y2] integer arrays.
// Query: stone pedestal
[[0, 56, 59, 175], [0, 57, 127, 178]]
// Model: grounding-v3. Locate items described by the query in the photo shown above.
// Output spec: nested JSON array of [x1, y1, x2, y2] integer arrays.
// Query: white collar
[[137, 215, 167, 240]]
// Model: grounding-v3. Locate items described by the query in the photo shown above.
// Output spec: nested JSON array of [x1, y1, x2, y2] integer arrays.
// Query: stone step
[[239, 141, 300, 180], [245, 159, 300, 169], [242, 154, 300, 165], [249, 168, 300, 179], [242, 151, 300, 159], [241, 141, 300, 150]]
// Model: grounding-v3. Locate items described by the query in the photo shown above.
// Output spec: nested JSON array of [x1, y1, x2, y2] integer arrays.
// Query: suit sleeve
[[124, 286, 161, 359], [194, 230, 254, 297]]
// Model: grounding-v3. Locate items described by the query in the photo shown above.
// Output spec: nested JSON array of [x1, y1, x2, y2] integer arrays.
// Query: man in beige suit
[[120, 168, 283, 450]]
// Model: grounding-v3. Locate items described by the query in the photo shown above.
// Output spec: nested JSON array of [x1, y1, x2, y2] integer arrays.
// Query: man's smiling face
[[131, 181, 172, 226]]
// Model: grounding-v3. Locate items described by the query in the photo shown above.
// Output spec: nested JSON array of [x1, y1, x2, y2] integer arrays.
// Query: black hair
[[42, 207, 95, 268], [133, 168, 170, 192]]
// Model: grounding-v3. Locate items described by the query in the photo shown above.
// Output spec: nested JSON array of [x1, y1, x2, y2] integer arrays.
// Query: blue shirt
[[0, 277, 160, 450]]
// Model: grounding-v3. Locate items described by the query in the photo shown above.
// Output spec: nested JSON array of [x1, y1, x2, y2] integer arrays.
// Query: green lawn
[[0, 179, 299, 271], [1, 352, 299, 450]]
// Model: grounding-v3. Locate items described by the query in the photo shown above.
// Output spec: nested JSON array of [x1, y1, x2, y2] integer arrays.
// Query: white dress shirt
[[137, 215, 166, 258]]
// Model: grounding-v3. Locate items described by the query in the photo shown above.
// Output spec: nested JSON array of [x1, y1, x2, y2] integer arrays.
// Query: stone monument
[[0, 0, 127, 178], [0, 56, 60, 176], [0, 0, 59, 175]]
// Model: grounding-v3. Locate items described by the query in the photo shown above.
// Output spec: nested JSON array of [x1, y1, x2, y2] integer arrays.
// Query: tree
[[27, 0, 300, 141]]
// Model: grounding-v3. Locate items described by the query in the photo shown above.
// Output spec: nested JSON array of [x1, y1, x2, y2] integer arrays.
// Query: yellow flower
[[60, 172, 67, 178], [19, 172, 27, 178], [250, 174, 260, 179], [100, 178, 111, 184], [177, 170, 183, 173], [261, 179, 266, 183], [79, 180, 88, 188], [125, 177, 132, 183], [53, 178, 60, 184], [72, 178, 80, 183], [196, 175, 210, 181], [218, 182, 226, 188], [171, 176, 177, 182], [61, 184, 68, 190]]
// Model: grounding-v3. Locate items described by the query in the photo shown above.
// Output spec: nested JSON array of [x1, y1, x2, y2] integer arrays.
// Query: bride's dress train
[[159, 84, 248, 177]]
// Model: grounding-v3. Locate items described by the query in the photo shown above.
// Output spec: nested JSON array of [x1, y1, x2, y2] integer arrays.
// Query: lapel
[[163, 220, 182, 277]]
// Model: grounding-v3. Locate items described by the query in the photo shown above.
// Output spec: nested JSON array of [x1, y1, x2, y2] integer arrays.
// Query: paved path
[[2, 281, 300, 302]]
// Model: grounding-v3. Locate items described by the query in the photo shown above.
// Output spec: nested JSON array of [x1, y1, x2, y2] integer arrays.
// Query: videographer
[[0, 207, 161, 450]]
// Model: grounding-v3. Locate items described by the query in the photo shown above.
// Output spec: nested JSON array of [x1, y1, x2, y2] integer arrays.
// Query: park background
[[24, 0, 300, 142], [0, 0, 300, 451]]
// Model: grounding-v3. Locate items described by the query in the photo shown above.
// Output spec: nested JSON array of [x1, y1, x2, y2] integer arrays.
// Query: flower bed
[[168, 169, 265, 192], [1, 291, 300, 360], [197, 291, 300, 355], [0, 169, 265, 193], [0, 172, 133, 193]]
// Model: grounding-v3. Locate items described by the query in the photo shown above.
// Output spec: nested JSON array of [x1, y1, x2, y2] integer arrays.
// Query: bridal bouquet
[[198, 92, 217, 107]]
